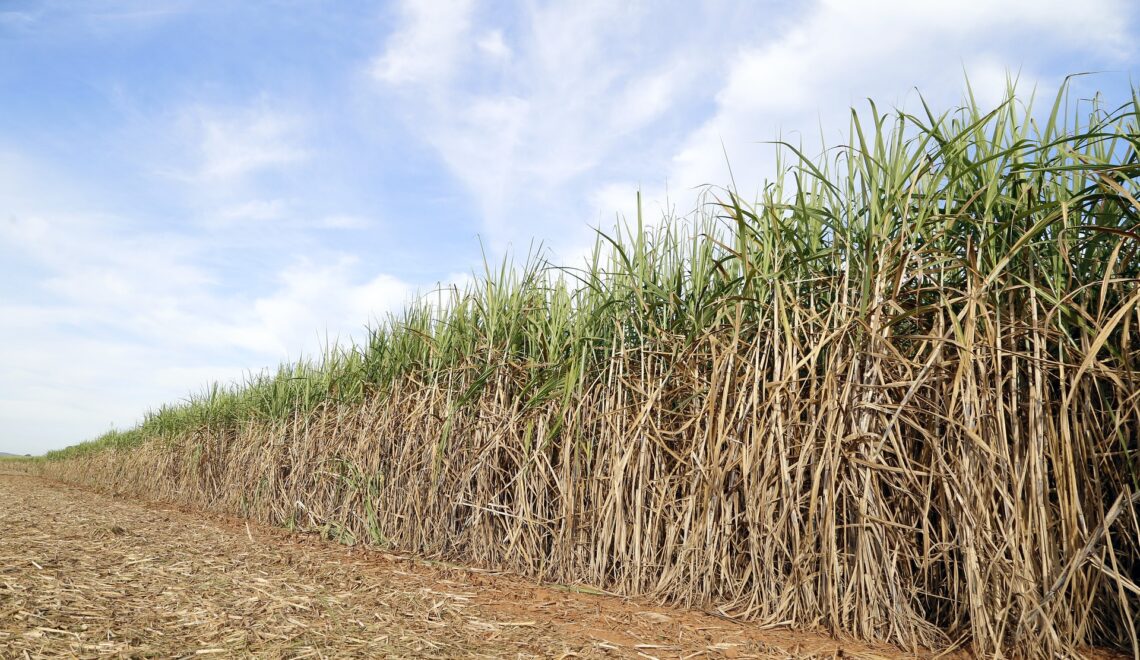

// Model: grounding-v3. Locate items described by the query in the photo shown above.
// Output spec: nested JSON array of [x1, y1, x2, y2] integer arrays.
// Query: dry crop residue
[[0, 474, 911, 658]]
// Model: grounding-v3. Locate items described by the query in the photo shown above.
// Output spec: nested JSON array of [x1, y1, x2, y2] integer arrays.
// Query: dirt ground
[[0, 473, 920, 659]]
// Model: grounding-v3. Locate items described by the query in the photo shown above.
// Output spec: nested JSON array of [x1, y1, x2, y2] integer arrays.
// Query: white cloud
[[158, 103, 308, 185], [610, 63, 691, 134], [251, 256, 415, 356], [371, 0, 475, 85], [1, 208, 414, 361], [4, 212, 212, 309], [209, 204, 375, 231], [319, 214, 373, 230], [0, 157, 430, 452], [367, 1, 711, 255], [197, 108, 306, 181], [219, 199, 289, 221], [668, 0, 1135, 202], [476, 29, 510, 60]]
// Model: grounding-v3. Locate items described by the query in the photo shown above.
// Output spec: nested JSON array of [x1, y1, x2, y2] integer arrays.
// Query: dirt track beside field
[[0, 473, 917, 658]]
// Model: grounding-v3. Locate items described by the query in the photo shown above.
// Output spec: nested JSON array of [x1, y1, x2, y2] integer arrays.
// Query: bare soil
[[0, 473, 920, 658]]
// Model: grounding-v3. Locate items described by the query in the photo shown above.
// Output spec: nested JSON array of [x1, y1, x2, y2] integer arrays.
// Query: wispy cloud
[[367, 1, 726, 259], [0, 10, 37, 30], [475, 29, 510, 60], [318, 214, 373, 230], [217, 198, 290, 223], [176, 104, 308, 183], [0, 155, 423, 453], [371, 0, 475, 86], [0, 1, 190, 38]]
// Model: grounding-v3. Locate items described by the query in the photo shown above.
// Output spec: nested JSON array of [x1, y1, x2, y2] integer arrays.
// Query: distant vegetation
[[38, 78, 1140, 657]]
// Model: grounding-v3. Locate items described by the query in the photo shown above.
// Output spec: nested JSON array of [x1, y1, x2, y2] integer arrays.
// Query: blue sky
[[1, 0, 1137, 454]]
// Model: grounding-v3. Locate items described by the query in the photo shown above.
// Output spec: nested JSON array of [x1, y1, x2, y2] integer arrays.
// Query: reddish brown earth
[[0, 473, 929, 658]]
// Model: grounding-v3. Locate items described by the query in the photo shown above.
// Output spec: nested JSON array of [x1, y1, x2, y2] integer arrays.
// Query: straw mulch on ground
[[0, 473, 920, 659]]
